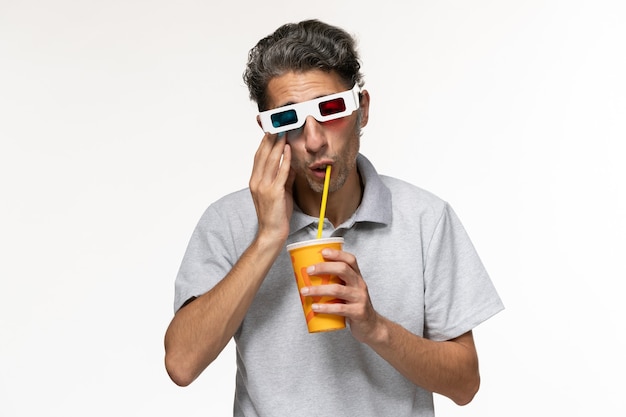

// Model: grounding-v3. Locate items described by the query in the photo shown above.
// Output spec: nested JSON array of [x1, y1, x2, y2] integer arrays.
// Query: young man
[[165, 19, 504, 416]]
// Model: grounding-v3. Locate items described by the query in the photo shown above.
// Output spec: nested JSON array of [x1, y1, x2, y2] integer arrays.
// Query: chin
[[306, 178, 325, 194]]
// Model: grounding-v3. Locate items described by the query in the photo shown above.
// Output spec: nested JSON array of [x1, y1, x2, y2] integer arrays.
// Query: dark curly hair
[[243, 19, 363, 111]]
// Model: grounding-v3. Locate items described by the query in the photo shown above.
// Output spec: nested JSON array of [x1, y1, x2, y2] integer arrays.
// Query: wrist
[[359, 313, 391, 348], [253, 229, 288, 257]]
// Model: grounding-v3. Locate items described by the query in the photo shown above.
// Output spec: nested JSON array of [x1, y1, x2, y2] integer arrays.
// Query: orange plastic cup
[[286, 237, 346, 333]]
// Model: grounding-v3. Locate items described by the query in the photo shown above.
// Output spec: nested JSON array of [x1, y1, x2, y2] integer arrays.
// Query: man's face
[[265, 70, 369, 196]]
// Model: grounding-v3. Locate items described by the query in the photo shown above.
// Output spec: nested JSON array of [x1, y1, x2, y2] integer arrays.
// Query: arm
[[301, 248, 480, 405], [363, 322, 479, 405], [164, 134, 294, 387]]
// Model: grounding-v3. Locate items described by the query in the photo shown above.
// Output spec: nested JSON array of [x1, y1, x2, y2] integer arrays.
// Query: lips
[[309, 160, 333, 179], [309, 160, 333, 171]]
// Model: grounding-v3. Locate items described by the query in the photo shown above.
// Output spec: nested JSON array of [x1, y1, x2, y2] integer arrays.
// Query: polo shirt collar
[[289, 154, 392, 234]]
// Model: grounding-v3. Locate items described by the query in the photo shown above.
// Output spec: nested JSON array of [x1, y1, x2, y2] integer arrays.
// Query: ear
[[358, 89, 370, 128]]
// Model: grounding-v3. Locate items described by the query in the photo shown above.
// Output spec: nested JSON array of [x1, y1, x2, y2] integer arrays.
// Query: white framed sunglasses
[[258, 84, 361, 134]]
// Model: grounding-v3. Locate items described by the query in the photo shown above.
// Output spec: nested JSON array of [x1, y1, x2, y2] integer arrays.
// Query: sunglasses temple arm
[[352, 84, 362, 105]]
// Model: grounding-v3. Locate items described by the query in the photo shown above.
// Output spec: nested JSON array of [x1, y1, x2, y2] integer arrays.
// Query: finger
[[251, 133, 275, 179], [321, 248, 358, 269], [301, 283, 355, 302], [311, 299, 348, 316], [308, 285, 374, 323], [319, 249, 362, 279], [275, 143, 292, 188], [251, 133, 284, 185], [265, 135, 288, 181], [306, 261, 360, 287]]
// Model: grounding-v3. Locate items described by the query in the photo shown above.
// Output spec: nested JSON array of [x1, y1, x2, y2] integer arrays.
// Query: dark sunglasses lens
[[271, 109, 298, 128], [319, 98, 346, 116]]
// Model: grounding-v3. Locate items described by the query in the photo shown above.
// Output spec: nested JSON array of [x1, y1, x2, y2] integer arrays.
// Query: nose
[[301, 116, 327, 154]]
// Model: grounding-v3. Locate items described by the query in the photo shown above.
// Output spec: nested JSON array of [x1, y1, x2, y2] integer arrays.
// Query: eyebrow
[[275, 92, 336, 109]]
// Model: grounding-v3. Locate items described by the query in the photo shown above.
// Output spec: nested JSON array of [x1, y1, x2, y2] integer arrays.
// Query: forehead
[[266, 70, 349, 109]]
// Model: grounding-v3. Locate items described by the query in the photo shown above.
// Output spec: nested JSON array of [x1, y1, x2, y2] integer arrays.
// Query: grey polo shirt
[[174, 153, 504, 417]]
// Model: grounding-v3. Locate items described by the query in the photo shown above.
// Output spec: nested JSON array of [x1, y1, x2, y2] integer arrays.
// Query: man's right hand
[[249, 133, 295, 244]]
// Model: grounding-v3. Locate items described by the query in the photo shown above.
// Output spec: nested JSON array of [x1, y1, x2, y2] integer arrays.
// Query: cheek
[[285, 126, 304, 140], [322, 117, 358, 148], [329, 117, 360, 151], [321, 117, 351, 129], [285, 142, 307, 170]]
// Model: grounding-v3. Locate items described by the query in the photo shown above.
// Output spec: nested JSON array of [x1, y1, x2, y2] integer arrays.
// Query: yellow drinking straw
[[316, 165, 332, 238]]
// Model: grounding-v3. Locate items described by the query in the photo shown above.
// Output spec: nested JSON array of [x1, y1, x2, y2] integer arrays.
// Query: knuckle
[[338, 263, 352, 275]]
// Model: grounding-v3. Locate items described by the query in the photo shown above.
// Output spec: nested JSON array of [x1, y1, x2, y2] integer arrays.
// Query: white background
[[1, 1, 625, 415]]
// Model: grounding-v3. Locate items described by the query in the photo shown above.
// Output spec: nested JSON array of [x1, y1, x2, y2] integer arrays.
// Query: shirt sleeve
[[423, 203, 504, 341], [173, 204, 238, 313]]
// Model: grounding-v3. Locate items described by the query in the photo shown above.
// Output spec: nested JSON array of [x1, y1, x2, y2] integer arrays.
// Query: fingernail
[[306, 266, 315, 274], [311, 303, 319, 311], [300, 287, 309, 295], [321, 249, 332, 256]]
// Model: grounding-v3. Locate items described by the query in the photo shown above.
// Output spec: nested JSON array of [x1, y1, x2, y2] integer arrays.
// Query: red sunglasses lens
[[318, 98, 346, 116]]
